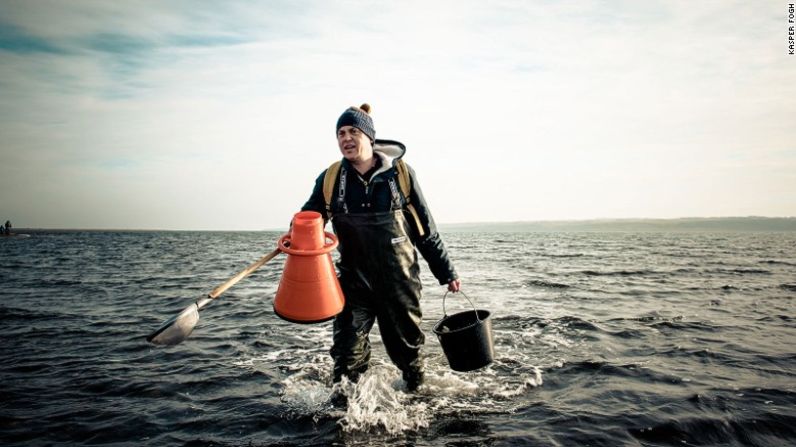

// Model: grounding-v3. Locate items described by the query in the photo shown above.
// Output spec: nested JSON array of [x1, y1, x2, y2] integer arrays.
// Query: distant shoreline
[[439, 216, 796, 233], [9, 216, 796, 233]]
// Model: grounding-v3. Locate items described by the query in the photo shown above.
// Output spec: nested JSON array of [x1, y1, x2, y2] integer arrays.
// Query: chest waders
[[328, 166, 424, 387]]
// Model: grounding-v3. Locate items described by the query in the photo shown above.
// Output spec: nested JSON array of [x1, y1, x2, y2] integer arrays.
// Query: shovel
[[146, 248, 282, 346]]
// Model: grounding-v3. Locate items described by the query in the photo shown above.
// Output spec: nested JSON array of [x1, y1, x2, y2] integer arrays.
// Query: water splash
[[276, 353, 547, 436], [339, 366, 431, 434], [281, 369, 332, 414], [493, 366, 543, 398]]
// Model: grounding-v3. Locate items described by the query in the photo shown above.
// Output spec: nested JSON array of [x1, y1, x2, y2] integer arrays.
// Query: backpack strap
[[322, 160, 342, 220], [395, 159, 426, 237], [322, 158, 426, 238]]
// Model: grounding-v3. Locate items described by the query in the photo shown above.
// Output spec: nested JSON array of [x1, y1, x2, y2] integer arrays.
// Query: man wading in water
[[301, 103, 461, 394]]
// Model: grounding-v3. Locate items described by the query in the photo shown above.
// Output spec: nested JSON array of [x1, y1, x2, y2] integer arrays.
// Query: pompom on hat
[[336, 103, 375, 141]]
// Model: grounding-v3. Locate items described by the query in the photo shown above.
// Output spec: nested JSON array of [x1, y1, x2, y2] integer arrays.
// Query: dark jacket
[[301, 140, 458, 285]]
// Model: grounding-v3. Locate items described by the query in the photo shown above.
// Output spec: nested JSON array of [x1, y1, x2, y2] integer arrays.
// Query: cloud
[[0, 21, 69, 54]]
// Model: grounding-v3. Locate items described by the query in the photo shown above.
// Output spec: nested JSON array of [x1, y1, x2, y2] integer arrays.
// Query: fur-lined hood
[[371, 139, 406, 178]]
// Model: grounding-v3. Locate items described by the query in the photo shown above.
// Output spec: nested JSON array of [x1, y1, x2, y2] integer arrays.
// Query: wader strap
[[321, 158, 424, 236], [395, 160, 425, 237], [337, 166, 349, 214], [322, 161, 342, 220], [387, 178, 403, 211]]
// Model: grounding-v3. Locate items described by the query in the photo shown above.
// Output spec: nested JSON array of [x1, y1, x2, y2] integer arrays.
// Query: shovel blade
[[147, 303, 200, 346]]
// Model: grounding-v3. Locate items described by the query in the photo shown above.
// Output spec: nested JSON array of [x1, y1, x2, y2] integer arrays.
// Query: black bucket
[[432, 292, 494, 372]]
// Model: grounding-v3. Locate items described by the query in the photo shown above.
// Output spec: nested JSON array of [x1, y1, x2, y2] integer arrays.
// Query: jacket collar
[[341, 139, 406, 181]]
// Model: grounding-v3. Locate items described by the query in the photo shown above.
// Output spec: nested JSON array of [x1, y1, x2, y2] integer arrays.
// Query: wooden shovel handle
[[207, 248, 282, 300]]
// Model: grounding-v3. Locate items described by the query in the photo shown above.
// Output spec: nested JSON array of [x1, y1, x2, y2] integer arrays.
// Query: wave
[[551, 360, 682, 385], [607, 312, 672, 323], [0, 305, 81, 323], [542, 315, 601, 332], [607, 328, 647, 338], [708, 268, 772, 275], [578, 266, 775, 278], [525, 279, 571, 289], [755, 315, 794, 323], [580, 269, 658, 276], [650, 320, 719, 333], [630, 411, 796, 446], [760, 259, 796, 267]]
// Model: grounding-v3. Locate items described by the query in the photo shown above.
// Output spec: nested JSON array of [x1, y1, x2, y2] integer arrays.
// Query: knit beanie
[[336, 103, 375, 141]]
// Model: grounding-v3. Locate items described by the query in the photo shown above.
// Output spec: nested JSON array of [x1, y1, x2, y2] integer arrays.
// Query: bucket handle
[[442, 291, 482, 322], [278, 232, 338, 256]]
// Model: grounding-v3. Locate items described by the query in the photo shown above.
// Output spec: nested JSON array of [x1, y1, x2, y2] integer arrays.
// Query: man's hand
[[447, 279, 461, 292]]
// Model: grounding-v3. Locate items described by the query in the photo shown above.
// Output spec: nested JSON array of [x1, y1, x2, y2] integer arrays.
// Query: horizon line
[[8, 215, 796, 232]]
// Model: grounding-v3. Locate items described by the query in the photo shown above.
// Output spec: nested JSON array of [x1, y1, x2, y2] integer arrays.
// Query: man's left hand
[[447, 279, 461, 292]]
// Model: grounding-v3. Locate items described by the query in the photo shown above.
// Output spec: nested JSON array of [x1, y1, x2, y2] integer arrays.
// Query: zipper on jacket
[[357, 176, 372, 206]]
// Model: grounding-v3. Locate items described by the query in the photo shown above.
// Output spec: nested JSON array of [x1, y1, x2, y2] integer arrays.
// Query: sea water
[[1, 230, 795, 446]]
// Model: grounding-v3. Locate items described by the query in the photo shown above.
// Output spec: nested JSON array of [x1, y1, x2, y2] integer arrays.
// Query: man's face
[[337, 125, 372, 163]]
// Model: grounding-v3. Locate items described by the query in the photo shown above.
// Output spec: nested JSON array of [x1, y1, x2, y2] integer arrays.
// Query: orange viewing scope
[[273, 211, 344, 323]]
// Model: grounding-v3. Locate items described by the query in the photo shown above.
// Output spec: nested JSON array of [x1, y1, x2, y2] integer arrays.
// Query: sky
[[0, 0, 794, 230]]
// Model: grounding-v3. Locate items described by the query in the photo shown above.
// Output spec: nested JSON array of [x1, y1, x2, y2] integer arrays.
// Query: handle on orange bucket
[[278, 231, 338, 256], [442, 291, 481, 321]]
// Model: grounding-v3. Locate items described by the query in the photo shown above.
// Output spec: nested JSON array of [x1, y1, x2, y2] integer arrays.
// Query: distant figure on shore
[[4, 220, 11, 235], [0, 225, 4, 234]]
